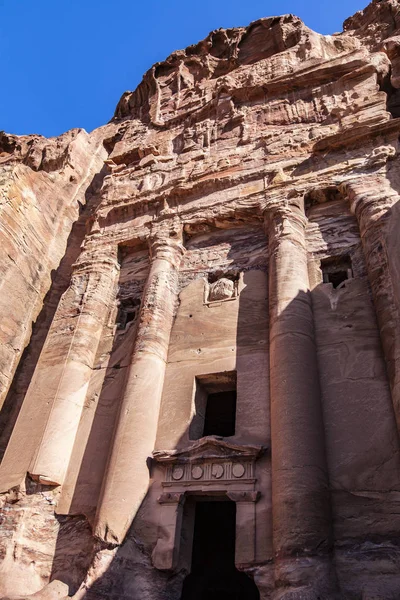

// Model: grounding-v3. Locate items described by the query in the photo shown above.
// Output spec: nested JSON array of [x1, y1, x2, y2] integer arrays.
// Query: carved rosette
[[163, 459, 255, 485]]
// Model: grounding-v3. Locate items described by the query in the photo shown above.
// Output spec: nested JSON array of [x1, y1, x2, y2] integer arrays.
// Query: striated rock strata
[[2, 1, 400, 598]]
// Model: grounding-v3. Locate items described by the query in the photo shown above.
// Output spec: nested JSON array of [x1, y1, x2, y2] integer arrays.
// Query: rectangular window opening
[[321, 255, 353, 289], [189, 372, 237, 440], [116, 297, 141, 330], [203, 390, 237, 437]]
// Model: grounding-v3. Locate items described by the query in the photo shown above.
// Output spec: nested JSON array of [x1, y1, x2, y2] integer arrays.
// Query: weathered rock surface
[[2, 1, 400, 598], [0, 127, 109, 417], [1, 580, 69, 600]]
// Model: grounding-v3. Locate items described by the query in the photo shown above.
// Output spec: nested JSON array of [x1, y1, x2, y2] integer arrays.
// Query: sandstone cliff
[[2, 1, 400, 599]]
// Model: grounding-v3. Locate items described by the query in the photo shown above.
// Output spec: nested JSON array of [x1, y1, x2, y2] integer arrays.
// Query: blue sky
[[0, 0, 368, 138]]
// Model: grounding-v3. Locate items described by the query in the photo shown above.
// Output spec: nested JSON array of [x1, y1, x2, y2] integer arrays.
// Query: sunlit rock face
[[3, 1, 400, 598]]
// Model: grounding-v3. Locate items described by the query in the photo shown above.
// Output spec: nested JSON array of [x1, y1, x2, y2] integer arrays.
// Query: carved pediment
[[152, 436, 266, 464], [153, 438, 266, 488]]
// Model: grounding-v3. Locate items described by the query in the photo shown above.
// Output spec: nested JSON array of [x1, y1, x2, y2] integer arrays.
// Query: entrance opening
[[321, 255, 353, 289], [190, 372, 237, 440], [181, 500, 260, 600]]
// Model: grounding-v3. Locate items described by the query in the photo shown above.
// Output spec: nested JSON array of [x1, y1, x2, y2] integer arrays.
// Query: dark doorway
[[181, 500, 260, 600]]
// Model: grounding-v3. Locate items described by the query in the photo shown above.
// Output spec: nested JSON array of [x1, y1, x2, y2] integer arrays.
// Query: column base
[[273, 556, 339, 600], [273, 587, 318, 600], [29, 472, 60, 486], [273, 586, 339, 600]]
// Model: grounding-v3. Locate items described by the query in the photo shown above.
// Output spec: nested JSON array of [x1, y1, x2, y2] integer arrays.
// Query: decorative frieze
[[163, 459, 255, 486], [153, 437, 265, 492]]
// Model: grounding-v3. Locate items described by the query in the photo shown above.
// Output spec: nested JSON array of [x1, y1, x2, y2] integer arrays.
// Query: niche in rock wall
[[114, 243, 150, 333], [190, 371, 237, 440], [305, 187, 367, 289], [116, 297, 141, 330], [321, 255, 353, 289], [206, 272, 239, 304]]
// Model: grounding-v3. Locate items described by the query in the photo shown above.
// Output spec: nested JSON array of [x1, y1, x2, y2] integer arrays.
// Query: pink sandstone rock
[[2, 1, 400, 598]]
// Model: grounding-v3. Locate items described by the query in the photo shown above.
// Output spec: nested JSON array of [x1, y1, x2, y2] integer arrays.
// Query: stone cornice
[[152, 436, 266, 463]]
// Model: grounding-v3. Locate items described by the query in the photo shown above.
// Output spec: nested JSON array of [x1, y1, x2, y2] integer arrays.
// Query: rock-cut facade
[[2, 1, 400, 598]]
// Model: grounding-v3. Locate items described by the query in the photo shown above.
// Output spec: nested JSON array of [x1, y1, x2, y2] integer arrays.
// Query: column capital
[[227, 491, 260, 503], [72, 248, 120, 276], [157, 492, 186, 505], [149, 236, 185, 268], [263, 201, 307, 230], [339, 177, 397, 226], [264, 203, 307, 256], [339, 179, 367, 217]]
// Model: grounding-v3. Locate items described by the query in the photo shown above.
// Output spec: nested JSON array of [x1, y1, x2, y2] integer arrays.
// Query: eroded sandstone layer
[[2, 1, 400, 598]]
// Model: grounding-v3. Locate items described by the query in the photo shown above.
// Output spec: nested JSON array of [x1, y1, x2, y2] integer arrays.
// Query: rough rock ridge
[[2, 1, 400, 599]]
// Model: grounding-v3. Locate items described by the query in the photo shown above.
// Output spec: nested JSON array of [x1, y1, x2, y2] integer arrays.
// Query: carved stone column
[[227, 491, 260, 567], [95, 234, 184, 545], [266, 202, 333, 595], [152, 492, 186, 571], [28, 251, 120, 486], [342, 177, 400, 435]]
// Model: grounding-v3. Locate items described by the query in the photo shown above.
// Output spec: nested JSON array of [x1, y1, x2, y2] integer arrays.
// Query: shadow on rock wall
[[48, 264, 269, 600], [8, 188, 400, 599], [0, 165, 110, 461]]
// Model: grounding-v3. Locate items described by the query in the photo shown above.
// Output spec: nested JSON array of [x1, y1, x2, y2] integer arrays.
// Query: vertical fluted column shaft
[[95, 236, 184, 545], [343, 177, 400, 434], [266, 203, 332, 587], [29, 252, 120, 486]]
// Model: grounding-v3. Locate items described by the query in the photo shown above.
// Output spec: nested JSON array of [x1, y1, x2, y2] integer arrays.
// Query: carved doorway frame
[[151, 437, 265, 571]]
